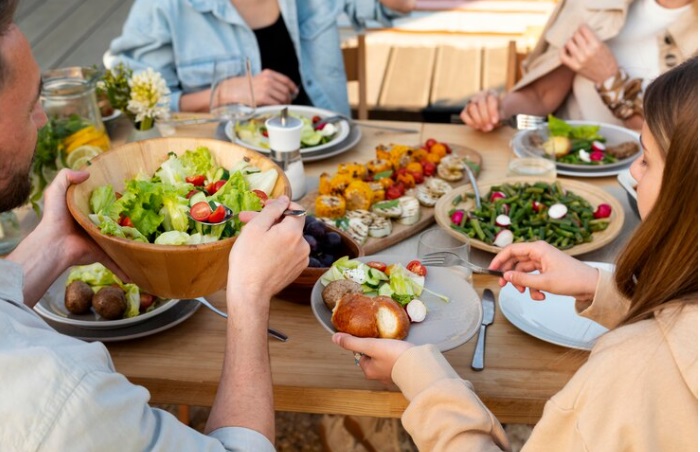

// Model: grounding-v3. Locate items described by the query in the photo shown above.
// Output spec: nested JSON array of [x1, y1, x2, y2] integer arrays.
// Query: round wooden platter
[[300, 145, 483, 255], [433, 177, 625, 257]]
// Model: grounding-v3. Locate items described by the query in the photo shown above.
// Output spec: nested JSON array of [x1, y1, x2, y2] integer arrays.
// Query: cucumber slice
[[214, 167, 230, 181], [189, 191, 206, 207]]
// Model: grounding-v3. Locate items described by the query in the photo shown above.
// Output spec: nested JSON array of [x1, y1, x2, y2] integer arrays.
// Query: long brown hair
[[615, 57, 698, 326]]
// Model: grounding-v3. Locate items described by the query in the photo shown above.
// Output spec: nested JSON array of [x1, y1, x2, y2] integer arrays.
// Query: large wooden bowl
[[67, 137, 290, 299]]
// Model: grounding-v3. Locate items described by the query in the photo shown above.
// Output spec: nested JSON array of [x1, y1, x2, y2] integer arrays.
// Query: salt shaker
[[266, 108, 306, 200]]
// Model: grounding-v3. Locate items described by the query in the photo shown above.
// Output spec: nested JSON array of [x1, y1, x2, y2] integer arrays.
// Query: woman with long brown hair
[[333, 57, 698, 451]]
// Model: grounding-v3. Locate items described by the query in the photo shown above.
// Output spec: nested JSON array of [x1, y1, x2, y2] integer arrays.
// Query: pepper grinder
[[266, 108, 306, 200]]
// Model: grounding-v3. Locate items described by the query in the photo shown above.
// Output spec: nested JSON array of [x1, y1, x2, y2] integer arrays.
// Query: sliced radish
[[548, 203, 568, 219], [590, 151, 604, 161], [500, 203, 510, 215], [406, 299, 427, 323], [532, 200, 545, 213], [450, 210, 465, 226], [578, 149, 591, 163], [494, 229, 514, 247], [490, 191, 506, 202], [593, 203, 612, 219], [495, 214, 511, 227], [591, 141, 606, 153]]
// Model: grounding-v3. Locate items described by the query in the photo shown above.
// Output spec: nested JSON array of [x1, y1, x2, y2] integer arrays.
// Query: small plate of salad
[[227, 105, 351, 154], [310, 255, 483, 352], [511, 116, 641, 176]]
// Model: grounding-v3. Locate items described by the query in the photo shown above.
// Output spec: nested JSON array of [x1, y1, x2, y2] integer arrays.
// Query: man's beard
[[0, 164, 32, 213]]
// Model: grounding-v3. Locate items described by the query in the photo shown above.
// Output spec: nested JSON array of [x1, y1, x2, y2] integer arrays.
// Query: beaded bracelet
[[595, 69, 644, 120]]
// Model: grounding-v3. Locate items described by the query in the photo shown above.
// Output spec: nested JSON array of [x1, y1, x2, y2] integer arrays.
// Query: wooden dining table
[[97, 115, 640, 424]]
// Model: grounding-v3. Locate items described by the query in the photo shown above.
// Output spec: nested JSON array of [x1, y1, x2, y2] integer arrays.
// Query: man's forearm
[[205, 294, 274, 441]]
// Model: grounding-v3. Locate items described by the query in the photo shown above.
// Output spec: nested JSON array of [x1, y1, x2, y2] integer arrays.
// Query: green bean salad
[[448, 181, 612, 250]]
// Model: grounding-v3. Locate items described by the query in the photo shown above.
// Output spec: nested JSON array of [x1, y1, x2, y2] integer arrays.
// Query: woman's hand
[[222, 69, 299, 106], [228, 196, 309, 304], [490, 241, 599, 302], [560, 24, 619, 85], [460, 90, 502, 132], [332, 332, 414, 385]]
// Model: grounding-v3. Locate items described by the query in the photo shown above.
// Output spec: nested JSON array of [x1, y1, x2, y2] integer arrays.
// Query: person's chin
[[0, 172, 31, 213]]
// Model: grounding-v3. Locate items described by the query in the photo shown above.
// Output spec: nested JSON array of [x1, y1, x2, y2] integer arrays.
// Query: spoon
[[192, 298, 288, 342], [188, 201, 306, 226]]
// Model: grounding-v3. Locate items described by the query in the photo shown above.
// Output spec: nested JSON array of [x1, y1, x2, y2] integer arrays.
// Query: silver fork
[[500, 114, 546, 130], [420, 252, 503, 277], [191, 298, 288, 342]]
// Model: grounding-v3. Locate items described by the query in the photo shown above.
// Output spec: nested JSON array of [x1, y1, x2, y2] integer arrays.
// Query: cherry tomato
[[366, 261, 388, 273], [190, 202, 212, 222], [410, 170, 424, 185], [115, 192, 122, 200], [207, 204, 227, 223], [185, 174, 206, 186], [312, 115, 322, 124], [118, 216, 134, 228], [139, 293, 155, 311], [261, 127, 269, 138], [206, 180, 227, 195], [421, 160, 437, 177], [443, 142, 452, 154], [252, 189, 268, 202], [406, 260, 427, 277], [425, 138, 437, 149], [186, 189, 199, 199], [385, 182, 405, 200]]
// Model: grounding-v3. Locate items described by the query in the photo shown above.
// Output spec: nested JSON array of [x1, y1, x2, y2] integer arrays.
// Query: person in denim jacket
[[109, 0, 414, 116]]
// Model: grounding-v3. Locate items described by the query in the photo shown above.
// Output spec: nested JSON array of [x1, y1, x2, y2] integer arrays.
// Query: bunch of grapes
[[303, 216, 343, 268]]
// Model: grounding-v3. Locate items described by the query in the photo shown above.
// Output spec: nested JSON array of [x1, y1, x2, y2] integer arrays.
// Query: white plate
[[617, 168, 639, 218], [225, 105, 351, 154], [101, 109, 122, 122], [311, 255, 482, 352], [39, 299, 201, 342], [299, 125, 362, 162], [35, 271, 180, 329], [511, 121, 640, 178], [498, 261, 612, 350]]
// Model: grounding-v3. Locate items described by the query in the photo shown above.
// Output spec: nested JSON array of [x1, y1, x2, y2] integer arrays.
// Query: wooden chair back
[[342, 34, 368, 120], [505, 40, 528, 91]]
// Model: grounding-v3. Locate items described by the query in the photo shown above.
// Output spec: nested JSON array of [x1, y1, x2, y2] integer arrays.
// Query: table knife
[[471, 288, 495, 371]]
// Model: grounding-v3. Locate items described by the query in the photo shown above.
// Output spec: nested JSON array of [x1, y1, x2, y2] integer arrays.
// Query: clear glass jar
[[40, 67, 111, 157], [0, 211, 21, 255]]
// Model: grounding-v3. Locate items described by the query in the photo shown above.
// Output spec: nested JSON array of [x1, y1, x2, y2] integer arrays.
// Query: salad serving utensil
[[191, 298, 288, 342], [188, 201, 306, 226], [420, 252, 503, 277], [499, 114, 546, 130], [471, 289, 495, 371]]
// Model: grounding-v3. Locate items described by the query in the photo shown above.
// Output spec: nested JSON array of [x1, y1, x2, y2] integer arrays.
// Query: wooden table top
[[102, 116, 640, 423]]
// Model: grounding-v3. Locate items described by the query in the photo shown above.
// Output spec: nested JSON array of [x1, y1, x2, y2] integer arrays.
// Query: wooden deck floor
[[20, 0, 555, 122]]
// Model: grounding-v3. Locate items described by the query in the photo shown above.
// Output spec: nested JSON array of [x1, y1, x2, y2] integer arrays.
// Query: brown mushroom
[[92, 286, 127, 320], [64, 281, 94, 315]]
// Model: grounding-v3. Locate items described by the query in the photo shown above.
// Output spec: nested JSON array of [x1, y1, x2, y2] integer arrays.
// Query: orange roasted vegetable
[[375, 144, 390, 161], [366, 159, 392, 175], [344, 180, 374, 211], [319, 172, 333, 195], [337, 162, 367, 179], [315, 195, 346, 219], [329, 173, 354, 195]]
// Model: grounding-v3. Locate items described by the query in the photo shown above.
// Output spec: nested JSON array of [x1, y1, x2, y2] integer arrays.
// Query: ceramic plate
[[511, 120, 641, 177], [299, 125, 362, 162], [310, 255, 482, 352], [101, 109, 122, 122], [434, 177, 625, 256], [226, 105, 350, 154], [39, 299, 201, 342], [499, 262, 612, 350], [35, 271, 180, 329]]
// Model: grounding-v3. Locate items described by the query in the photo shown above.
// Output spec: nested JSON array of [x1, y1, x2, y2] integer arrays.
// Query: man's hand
[[8, 169, 125, 306], [560, 24, 619, 85], [221, 69, 299, 106]]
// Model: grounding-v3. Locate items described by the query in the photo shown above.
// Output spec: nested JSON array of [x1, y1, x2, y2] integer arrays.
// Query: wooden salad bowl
[[67, 137, 290, 299]]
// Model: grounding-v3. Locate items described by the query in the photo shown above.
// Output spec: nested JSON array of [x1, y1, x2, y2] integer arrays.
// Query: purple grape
[[303, 215, 316, 231], [308, 257, 322, 268], [324, 231, 342, 250], [318, 253, 335, 267], [305, 220, 326, 240], [303, 234, 318, 254]]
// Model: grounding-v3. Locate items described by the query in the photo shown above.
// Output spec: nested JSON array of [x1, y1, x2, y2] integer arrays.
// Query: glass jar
[[40, 67, 111, 159], [0, 210, 21, 255]]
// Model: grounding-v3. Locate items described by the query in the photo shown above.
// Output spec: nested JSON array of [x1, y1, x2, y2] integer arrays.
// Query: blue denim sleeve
[[343, 0, 405, 29]]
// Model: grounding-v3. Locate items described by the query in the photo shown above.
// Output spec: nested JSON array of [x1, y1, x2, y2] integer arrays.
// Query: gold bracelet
[[596, 69, 644, 120]]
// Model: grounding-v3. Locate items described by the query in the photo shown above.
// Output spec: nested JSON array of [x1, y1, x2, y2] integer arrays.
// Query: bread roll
[[331, 293, 410, 340], [331, 294, 379, 338]]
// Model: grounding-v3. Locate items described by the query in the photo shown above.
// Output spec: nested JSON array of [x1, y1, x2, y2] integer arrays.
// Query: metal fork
[[499, 114, 546, 130], [420, 252, 504, 277], [191, 298, 288, 342]]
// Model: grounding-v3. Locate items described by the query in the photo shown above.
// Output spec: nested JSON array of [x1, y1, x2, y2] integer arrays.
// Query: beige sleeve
[[575, 270, 630, 329], [392, 345, 509, 452]]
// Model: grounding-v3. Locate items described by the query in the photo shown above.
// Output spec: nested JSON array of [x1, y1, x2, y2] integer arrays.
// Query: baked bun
[[322, 279, 363, 311], [331, 293, 410, 340]]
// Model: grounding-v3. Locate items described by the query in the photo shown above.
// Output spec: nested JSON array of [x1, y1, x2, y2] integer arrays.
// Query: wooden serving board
[[300, 145, 482, 255]]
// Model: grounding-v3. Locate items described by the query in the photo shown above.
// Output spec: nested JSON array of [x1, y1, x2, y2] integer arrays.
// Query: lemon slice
[[66, 145, 101, 169]]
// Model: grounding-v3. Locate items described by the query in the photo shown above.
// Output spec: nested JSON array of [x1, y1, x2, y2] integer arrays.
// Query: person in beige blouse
[[333, 57, 698, 451], [462, 0, 697, 133]]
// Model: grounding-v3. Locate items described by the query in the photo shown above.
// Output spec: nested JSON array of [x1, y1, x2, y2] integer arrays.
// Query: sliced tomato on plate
[[366, 261, 388, 273], [406, 260, 428, 277], [252, 189, 268, 202], [190, 202, 212, 222]]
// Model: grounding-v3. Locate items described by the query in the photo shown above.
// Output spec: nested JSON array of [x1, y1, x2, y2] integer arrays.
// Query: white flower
[[126, 68, 170, 124]]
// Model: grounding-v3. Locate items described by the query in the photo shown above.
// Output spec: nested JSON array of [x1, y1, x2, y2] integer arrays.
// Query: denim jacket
[[109, 0, 402, 115]]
